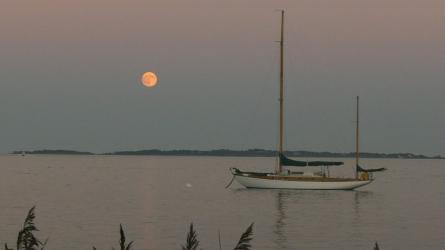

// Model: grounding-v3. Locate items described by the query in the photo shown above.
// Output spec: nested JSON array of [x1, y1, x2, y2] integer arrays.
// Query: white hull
[[233, 174, 373, 190]]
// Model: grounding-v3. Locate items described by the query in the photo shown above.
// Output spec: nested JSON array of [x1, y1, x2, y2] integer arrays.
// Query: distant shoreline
[[11, 149, 444, 159]]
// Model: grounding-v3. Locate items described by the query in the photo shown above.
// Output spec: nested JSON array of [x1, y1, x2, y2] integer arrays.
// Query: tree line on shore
[[12, 148, 442, 159]]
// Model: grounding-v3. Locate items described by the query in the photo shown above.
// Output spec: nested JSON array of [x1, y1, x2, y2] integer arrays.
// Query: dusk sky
[[1, 0, 444, 155]]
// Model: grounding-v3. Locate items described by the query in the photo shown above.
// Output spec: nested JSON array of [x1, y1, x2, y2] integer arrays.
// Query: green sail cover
[[357, 165, 386, 172], [279, 153, 307, 166], [279, 153, 343, 167]]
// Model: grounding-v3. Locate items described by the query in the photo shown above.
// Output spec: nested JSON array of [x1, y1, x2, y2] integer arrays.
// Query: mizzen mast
[[355, 96, 360, 179], [278, 10, 285, 174]]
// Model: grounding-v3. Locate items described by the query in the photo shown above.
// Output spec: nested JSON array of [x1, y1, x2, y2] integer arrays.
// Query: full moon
[[141, 71, 158, 87]]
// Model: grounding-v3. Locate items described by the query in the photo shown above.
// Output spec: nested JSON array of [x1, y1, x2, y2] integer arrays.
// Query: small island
[[12, 149, 94, 155]]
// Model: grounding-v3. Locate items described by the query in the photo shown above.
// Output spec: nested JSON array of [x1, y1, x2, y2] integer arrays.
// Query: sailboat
[[229, 11, 384, 190]]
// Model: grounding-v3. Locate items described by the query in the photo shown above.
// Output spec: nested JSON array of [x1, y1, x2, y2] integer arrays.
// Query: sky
[[1, 0, 445, 155]]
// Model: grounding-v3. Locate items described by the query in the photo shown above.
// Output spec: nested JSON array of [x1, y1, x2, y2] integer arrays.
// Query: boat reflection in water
[[270, 190, 375, 249]]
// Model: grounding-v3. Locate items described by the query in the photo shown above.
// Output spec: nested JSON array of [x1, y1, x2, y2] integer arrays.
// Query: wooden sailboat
[[230, 11, 383, 190]]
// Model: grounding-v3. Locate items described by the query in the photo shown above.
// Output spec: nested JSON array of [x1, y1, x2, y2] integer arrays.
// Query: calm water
[[0, 155, 444, 249]]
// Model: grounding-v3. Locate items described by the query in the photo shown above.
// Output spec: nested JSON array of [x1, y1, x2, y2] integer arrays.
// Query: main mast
[[355, 96, 359, 179], [278, 10, 285, 174]]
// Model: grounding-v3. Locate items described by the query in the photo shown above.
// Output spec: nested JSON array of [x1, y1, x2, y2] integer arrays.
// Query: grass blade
[[233, 223, 254, 250], [374, 242, 379, 250], [181, 223, 199, 250], [119, 224, 133, 250], [119, 225, 126, 250], [218, 230, 222, 250], [16, 206, 44, 250]]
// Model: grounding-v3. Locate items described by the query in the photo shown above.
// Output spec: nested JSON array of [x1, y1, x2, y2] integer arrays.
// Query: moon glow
[[141, 72, 158, 87]]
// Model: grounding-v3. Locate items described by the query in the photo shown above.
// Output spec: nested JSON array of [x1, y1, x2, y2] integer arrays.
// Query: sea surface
[[0, 155, 444, 250]]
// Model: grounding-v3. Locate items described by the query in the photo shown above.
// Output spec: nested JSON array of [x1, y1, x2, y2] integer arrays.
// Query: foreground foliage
[[3, 207, 381, 249], [4, 206, 46, 250]]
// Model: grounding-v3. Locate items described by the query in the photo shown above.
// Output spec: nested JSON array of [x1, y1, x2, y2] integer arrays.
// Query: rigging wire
[[228, 37, 279, 175], [282, 10, 309, 154], [239, 45, 278, 150]]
